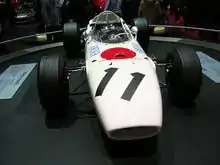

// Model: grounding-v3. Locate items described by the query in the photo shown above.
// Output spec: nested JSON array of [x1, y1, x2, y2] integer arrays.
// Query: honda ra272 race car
[[37, 11, 202, 140]]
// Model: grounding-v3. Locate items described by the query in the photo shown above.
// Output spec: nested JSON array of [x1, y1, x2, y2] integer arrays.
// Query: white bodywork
[[83, 11, 162, 140]]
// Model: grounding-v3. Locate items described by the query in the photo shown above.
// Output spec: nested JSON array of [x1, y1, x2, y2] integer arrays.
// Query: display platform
[[0, 39, 220, 165]]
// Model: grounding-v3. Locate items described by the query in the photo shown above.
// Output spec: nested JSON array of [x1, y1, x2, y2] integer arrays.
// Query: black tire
[[63, 22, 81, 58], [37, 54, 69, 113], [132, 17, 150, 53], [166, 47, 202, 106]]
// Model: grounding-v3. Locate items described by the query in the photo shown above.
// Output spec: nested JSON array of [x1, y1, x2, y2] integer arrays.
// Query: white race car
[[37, 11, 202, 140]]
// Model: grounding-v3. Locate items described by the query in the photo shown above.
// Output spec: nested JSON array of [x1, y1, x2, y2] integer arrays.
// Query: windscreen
[[92, 10, 121, 24], [91, 11, 132, 43]]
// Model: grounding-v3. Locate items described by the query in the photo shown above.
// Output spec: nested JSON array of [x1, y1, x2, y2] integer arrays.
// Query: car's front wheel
[[166, 47, 202, 106], [37, 54, 69, 114]]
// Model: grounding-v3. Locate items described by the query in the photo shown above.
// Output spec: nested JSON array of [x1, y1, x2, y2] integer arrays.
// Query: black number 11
[[95, 67, 145, 101]]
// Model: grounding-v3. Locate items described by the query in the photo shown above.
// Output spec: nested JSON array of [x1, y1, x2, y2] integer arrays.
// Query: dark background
[[0, 1, 220, 164]]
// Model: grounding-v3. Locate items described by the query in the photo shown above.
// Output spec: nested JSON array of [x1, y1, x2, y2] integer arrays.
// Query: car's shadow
[[90, 119, 159, 165], [45, 100, 78, 129]]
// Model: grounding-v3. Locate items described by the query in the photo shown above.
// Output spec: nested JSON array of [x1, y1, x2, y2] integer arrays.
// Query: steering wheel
[[114, 32, 128, 38], [100, 29, 118, 41]]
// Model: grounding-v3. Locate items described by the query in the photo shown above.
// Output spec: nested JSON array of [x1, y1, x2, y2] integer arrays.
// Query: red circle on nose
[[100, 47, 136, 60]]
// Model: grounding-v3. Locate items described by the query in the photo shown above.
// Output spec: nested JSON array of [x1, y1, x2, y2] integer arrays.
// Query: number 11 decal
[[95, 68, 118, 97], [95, 67, 145, 101]]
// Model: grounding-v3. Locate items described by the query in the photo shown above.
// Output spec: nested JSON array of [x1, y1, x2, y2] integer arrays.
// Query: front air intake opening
[[109, 126, 160, 140], [115, 53, 125, 57]]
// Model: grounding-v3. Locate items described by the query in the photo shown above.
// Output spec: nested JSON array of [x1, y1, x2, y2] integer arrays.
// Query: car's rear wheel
[[37, 54, 69, 114], [132, 17, 150, 53], [63, 22, 81, 58], [166, 47, 202, 106]]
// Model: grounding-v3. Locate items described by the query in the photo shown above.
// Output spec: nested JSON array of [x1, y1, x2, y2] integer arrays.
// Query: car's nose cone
[[87, 58, 162, 140]]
